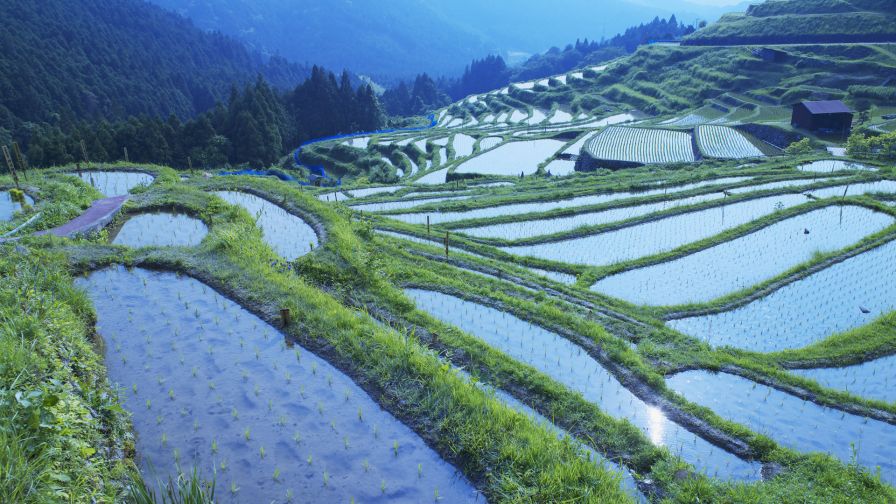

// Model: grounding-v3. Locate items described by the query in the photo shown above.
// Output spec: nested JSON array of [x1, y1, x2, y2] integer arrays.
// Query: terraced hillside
[[6, 2, 896, 501], [685, 0, 896, 45], [299, 41, 895, 187]]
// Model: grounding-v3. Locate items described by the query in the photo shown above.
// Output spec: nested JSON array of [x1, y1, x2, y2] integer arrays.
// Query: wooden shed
[[791, 100, 854, 137]]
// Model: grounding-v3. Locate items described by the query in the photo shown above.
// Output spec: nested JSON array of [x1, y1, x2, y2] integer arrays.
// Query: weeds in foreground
[[126, 469, 215, 504]]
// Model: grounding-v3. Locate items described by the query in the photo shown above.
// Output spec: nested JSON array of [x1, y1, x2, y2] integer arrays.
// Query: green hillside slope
[[684, 0, 896, 45], [0, 0, 309, 140]]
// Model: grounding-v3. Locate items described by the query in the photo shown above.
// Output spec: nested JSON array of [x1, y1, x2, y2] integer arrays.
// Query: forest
[[27, 69, 384, 169], [379, 15, 696, 115]]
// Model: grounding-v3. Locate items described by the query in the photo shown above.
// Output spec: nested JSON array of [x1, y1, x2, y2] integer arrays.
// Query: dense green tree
[[26, 73, 387, 170]]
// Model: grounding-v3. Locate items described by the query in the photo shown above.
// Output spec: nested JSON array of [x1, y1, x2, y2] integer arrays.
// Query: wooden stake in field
[[427, 215, 431, 237], [12, 142, 28, 180], [123, 147, 129, 163], [444, 231, 449, 257], [280, 308, 292, 328], [188, 156, 193, 171], [80, 139, 90, 167], [2, 145, 20, 189]]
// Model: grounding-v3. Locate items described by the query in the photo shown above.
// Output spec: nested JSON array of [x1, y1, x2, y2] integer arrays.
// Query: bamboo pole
[[12, 142, 28, 180], [80, 139, 90, 167], [2, 146, 20, 189]]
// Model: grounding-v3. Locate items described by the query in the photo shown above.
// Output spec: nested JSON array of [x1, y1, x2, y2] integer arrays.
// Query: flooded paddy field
[[78, 267, 481, 503], [0, 190, 33, 221], [388, 177, 757, 226], [111, 212, 208, 248], [407, 289, 763, 481], [791, 355, 896, 405], [75, 171, 154, 196], [667, 371, 896, 484], [214, 191, 319, 260], [668, 238, 896, 352], [593, 205, 894, 306], [502, 181, 896, 268]]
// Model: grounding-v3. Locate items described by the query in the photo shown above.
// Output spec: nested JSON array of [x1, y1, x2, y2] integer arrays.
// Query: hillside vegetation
[[0, 0, 311, 146], [685, 0, 896, 45]]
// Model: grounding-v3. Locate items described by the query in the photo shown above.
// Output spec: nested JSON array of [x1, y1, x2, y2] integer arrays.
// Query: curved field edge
[[366, 239, 896, 502], [0, 246, 135, 502], [4, 166, 895, 503], [55, 174, 637, 502]]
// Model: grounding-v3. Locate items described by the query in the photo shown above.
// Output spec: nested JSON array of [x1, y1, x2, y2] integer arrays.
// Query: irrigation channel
[[668, 237, 896, 352], [77, 266, 482, 503], [110, 212, 208, 248], [0, 189, 33, 221], [502, 181, 896, 267], [75, 170, 155, 197], [667, 371, 896, 485], [406, 289, 763, 481], [592, 205, 895, 306], [214, 191, 319, 260]]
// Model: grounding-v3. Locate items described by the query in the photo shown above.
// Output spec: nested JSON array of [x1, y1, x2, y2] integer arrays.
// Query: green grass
[[53, 173, 637, 502], [10, 163, 896, 502], [0, 245, 132, 502]]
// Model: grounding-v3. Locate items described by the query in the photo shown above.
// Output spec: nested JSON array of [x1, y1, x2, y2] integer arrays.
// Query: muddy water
[[406, 289, 762, 481], [75, 171, 154, 196], [667, 371, 896, 484], [214, 191, 319, 261], [78, 267, 481, 503], [111, 213, 208, 248], [0, 190, 33, 221]]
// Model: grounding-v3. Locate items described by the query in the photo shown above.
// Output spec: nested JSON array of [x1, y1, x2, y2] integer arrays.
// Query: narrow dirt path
[[36, 196, 128, 238]]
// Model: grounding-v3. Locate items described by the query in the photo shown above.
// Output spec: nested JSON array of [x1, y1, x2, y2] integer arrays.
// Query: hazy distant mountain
[[146, 0, 750, 78]]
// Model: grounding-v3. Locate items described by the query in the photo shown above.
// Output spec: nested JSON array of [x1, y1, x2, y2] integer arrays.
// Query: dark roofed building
[[791, 100, 854, 137], [753, 47, 788, 63]]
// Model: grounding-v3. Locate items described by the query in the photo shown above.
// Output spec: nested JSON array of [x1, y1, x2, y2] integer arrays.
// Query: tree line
[[25, 68, 385, 169], [379, 15, 696, 114]]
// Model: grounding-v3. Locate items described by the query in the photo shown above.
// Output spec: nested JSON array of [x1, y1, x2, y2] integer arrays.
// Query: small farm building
[[791, 100, 854, 137], [753, 47, 788, 63]]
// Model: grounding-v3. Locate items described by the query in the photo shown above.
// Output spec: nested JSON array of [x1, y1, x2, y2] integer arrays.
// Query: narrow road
[[35, 196, 128, 238]]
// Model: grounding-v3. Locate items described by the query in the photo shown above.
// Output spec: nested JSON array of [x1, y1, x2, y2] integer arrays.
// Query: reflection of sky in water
[[669, 371, 896, 484], [76, 171, 153, 196], [215, 191, 319, 260], [670, 238, 896, 352], [407, 289, 762, 481], [78, 267, 481, 503]]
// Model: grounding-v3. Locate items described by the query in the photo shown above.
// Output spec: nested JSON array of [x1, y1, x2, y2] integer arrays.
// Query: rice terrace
[[3, 0, 896, 502]]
